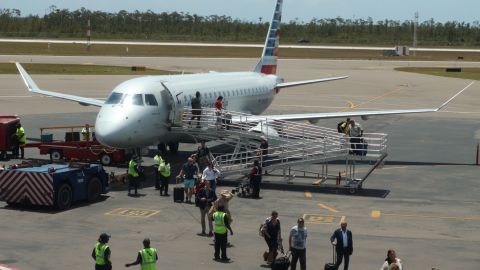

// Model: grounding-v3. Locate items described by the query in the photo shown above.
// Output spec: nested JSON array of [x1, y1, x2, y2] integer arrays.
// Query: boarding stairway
[[173, 108, 388, 188]]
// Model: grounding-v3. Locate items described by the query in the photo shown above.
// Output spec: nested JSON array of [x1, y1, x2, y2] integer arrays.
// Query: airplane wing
[[236, 81, 475, 122], [276, 76, 348, 89], [16, 63, 104, 107]]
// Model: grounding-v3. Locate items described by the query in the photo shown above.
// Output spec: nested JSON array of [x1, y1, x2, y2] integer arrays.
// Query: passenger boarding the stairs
[[348, 120, 363, 154]]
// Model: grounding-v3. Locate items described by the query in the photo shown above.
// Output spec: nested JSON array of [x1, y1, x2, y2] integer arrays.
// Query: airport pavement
[[0, 57, 479, 269]]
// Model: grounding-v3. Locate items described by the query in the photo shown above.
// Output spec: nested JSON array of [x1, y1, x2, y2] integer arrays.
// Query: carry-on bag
[[271, 251, 290, 270], [324, 245, 338, 270], [173, 176, 185, 202]]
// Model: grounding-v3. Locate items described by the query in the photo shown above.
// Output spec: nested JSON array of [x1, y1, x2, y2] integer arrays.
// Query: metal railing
[[178, 107, 388, 174]]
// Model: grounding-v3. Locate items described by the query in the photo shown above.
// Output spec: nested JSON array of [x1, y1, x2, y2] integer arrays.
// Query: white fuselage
[[95, 72, 282, 148]]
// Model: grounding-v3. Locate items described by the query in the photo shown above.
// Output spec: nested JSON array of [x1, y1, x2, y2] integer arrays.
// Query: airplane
[[15, 0, 473, 153]]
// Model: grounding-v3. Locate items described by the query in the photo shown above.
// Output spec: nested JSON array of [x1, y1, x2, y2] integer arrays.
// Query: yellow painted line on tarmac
[[346, 100, 356, 108], [303, 214, 336, 224], [304, 191, 312, 198], [318, 203, 338, 213], [340, 86, 406, 112], [370, 210, 480, 221], [371, 210, 381, 218]]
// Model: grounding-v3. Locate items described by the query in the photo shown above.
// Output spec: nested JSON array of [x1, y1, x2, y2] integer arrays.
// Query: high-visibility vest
[[153, 155, 163, 169], [128, 160, 139, 177], [16, 127, 26, 144], [94, 243, 109, 265], [213, 211, 227, 234], [159, 161, 171, 177], [140, 247, 157, 270]]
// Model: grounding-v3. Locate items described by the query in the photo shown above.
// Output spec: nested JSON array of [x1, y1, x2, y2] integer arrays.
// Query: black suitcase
[[324, 245, 338, 270], [173, 177, 185, 202], [271, 252, 290, 270]]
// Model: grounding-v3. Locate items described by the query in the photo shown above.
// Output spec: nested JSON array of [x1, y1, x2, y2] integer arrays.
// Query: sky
[[1, 0, 479, 23]]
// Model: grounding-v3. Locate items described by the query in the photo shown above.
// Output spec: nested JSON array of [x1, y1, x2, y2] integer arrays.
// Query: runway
[[2, 38, 480, 52], [0, 56, 479, 270]]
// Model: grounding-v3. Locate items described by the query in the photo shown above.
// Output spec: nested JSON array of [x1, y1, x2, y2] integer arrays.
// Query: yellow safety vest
[[128, 160, 139, 177], [159, 161, 171, 177], [153, 155, 163, 168], [16, 127, 26, 144], [213, 211, 227, 234], [94, 243, 109, 265], [140, 248, 157, 270]]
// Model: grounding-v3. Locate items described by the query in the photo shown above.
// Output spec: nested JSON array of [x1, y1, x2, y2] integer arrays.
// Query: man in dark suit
[[330, 221, 353, 270], [196, 180, 217, 236]]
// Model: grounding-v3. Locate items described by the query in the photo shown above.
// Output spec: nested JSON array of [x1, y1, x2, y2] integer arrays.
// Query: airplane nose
[[95, 110, 131, 148]]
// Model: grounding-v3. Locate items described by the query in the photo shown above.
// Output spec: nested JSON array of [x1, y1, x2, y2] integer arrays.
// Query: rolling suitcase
[[271, 251, 290, 270], [173, 177, 185, 203], [324, 245, 338, 270]]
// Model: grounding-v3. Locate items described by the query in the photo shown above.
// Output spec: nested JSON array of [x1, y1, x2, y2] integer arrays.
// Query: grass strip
[[0, 42, 479, 61], [0, 62, 179, 75], [395, 67, 480, 81]]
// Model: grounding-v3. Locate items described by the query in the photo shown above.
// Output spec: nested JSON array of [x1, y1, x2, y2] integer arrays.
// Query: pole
[[476, 143, 479, 165]]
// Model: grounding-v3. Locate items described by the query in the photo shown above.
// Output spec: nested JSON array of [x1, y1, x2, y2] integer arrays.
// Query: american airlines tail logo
[[258, 0, 282, 75]]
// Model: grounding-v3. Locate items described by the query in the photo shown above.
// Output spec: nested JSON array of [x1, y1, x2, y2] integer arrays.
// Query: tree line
[[1, 7, 480, 46]]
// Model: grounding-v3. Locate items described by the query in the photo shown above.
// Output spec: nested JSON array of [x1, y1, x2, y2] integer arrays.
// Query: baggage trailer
[[0, 114, 20, 160], [25, 125, 128, 166], [0, 163, 109, 210]]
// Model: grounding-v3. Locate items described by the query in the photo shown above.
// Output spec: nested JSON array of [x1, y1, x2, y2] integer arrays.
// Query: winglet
[[16, 62, 40, 91], [435, 81, 475, 111]]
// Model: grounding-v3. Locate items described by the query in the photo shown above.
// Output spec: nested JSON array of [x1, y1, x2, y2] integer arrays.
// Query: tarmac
[[0, 56, 480, 269]]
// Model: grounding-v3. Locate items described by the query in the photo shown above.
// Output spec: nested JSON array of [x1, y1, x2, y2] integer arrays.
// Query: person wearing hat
[[15, 122, 26, 159], [210, 189, 233, 222], [92, 233, 112, 270], [125, 238, 158, 269], [128, 156, 142, 196], [330, 221, 353, 270]]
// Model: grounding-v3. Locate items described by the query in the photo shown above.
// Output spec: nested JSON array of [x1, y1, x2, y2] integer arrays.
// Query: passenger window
[[132, 94, 144, 105], [105, 92, 123, 104], [145, 94, 158, 106]]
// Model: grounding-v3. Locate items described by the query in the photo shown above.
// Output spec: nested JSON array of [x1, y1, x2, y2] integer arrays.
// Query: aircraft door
[[160, 82, 181, 125]]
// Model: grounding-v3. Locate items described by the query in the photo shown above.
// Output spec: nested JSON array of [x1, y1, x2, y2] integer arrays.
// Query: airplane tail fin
[[254, 0, 283, 75]]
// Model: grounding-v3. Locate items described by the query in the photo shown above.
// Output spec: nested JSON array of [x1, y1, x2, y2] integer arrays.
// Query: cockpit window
[[105, 92, 123, 104], [121, 94, 144, 106], [131, 94, 144, 105], [145, 94, 158, 106]]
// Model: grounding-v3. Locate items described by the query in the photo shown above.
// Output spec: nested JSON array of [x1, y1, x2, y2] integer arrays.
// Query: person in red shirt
[[215, 96, 224, 110], [250, 159, 262, 199]]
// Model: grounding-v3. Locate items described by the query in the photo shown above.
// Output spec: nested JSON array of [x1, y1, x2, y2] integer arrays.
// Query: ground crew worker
[[82, 124, 91, 141], [159, 156, 171, 196], [128, 156, 141, 196], [125, 238, 158, 269], [212, 205, 233, 261], [153, 152, 164, 190], [15, 122, 26, 159], [91, 233, 112, 270]]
